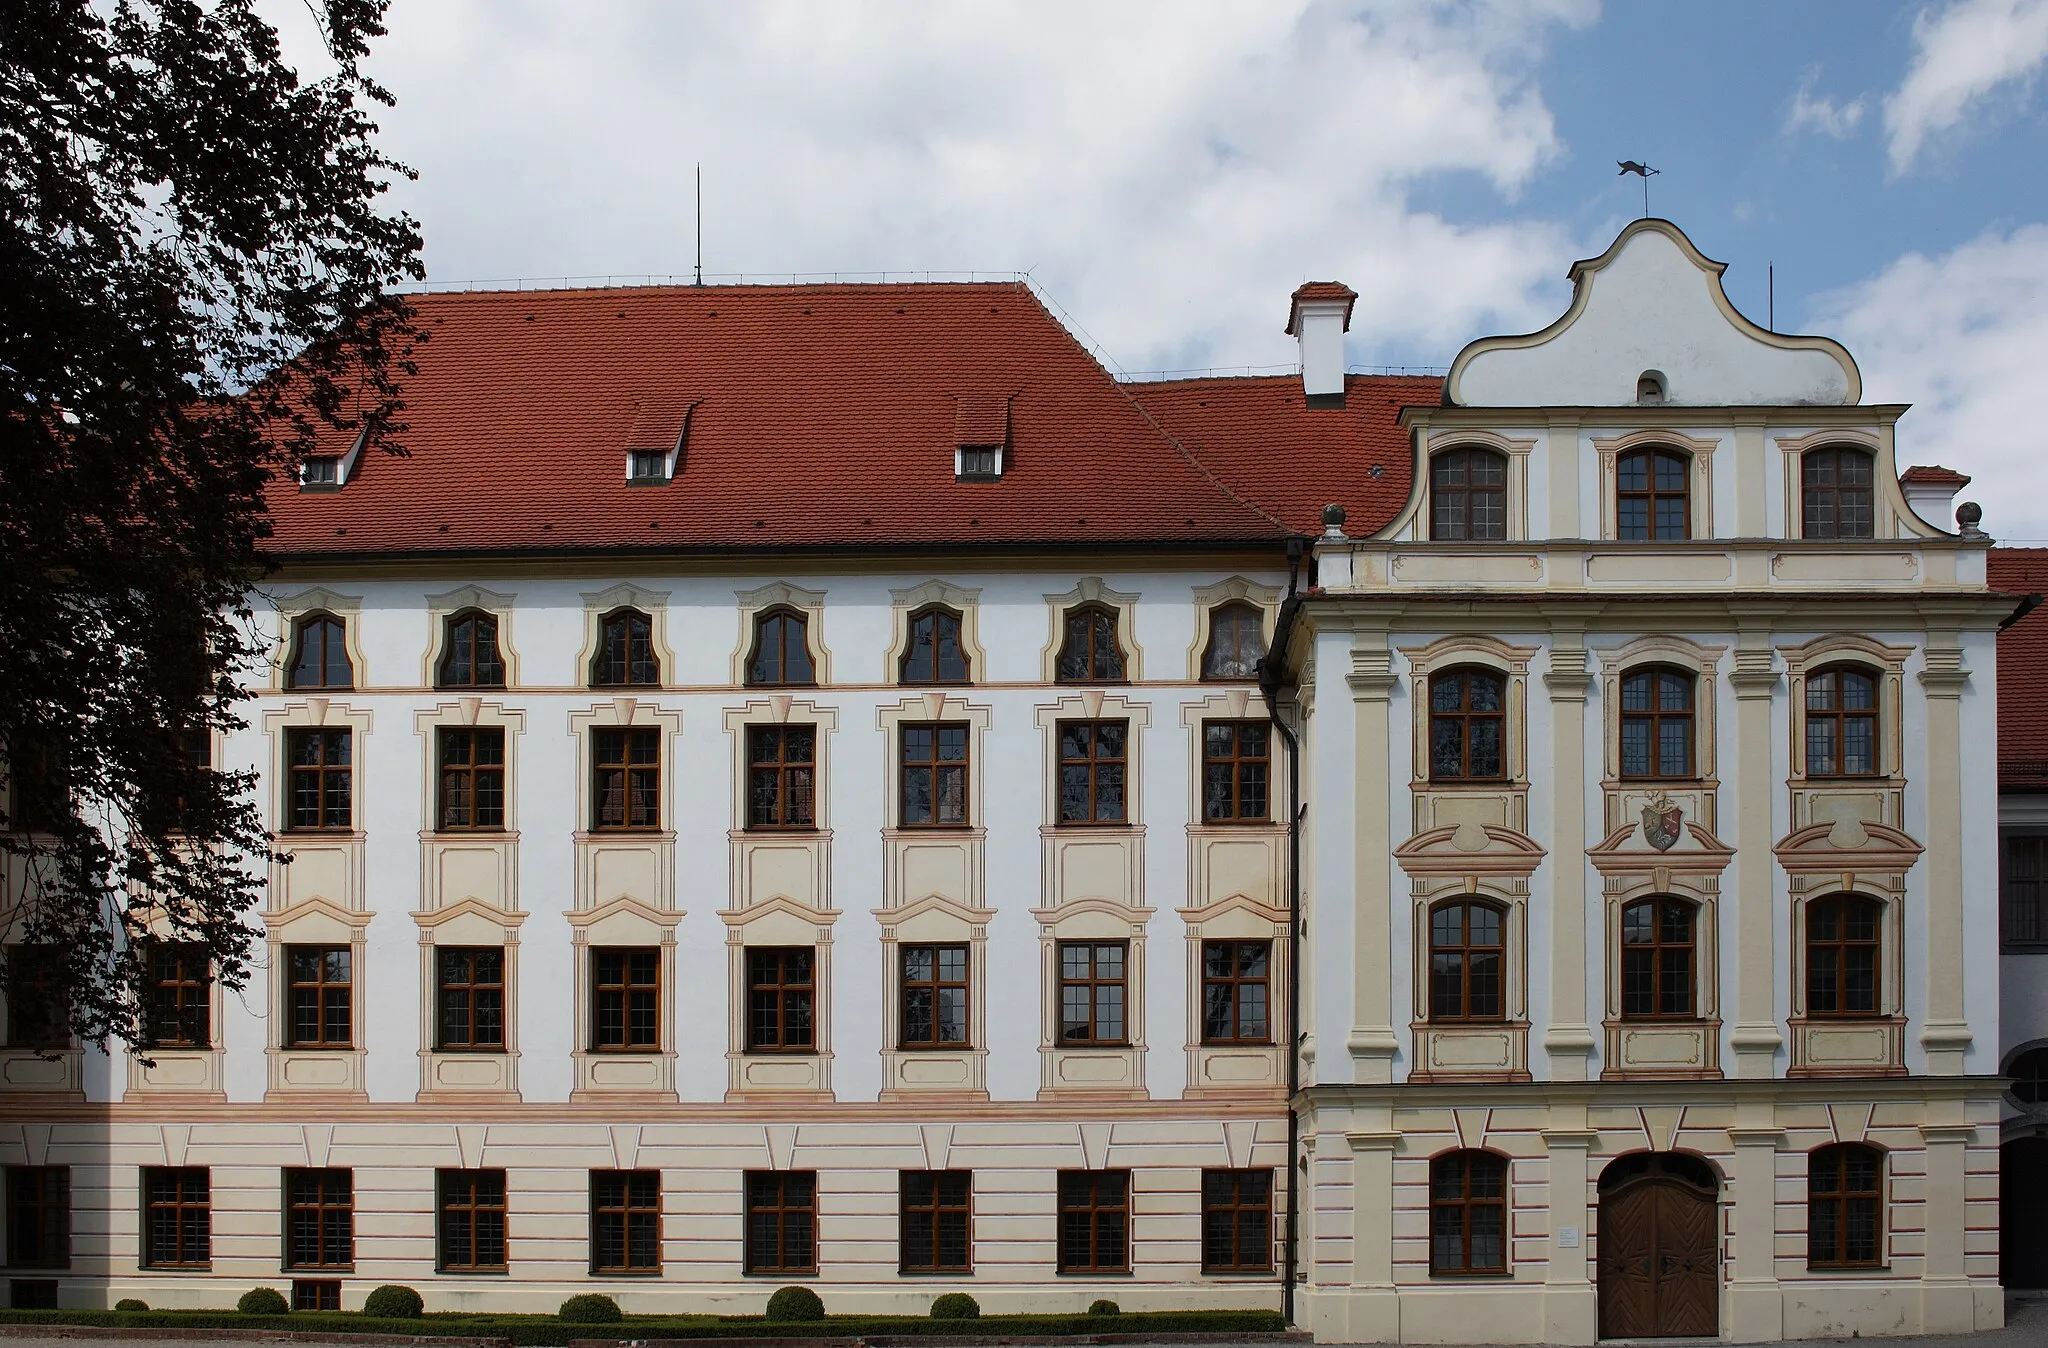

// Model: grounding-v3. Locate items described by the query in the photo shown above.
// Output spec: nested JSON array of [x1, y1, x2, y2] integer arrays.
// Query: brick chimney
[[1286, 282, 1358, 408]]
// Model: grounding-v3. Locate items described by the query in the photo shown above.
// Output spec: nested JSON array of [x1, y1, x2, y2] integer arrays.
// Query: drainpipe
[[1261, 536, 1309, 1326]]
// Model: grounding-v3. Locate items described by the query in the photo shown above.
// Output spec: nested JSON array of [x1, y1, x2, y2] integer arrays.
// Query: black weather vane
[[1618, 160, 1659, 218]]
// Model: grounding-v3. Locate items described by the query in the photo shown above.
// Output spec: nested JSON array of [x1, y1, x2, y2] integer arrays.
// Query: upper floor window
[[1620, 667, 1694, 780], [4, 946, 67, 1049], [1430, 448, 1506, 541], [1201, 940, 1271, 1044], [747, 726, 816, 830], [144, 944, 211, 1049], [1617, 448, 1689, 541], [1202, 720, 1270, 822], [592, 728, 659, 831], [900, 943, 969, 1049], [1202, 603, 1266, 681], [1428, 1150, 1507, 1275], [591, 947, 660, 1051], [1807, 894, 1881, 1018], [1808, 1144, 1883, 1269], [1057, 719, 1128, 825], [1802, 447, 1875, 540], [1057, 941, 1128, 1046], [284, 946, 351, 1049], [437, 728, 505, 831], [746, 947, 815, 1052], [900, 722, 968, 827], [900, 606, 970, 684], [592, 609, 659, 687], [1621, 898, 1696, 1019], [285, 728, 352, 832], [1429, 902, 1504, 1022], [436, 947, 504, 1052], [1429, 667, 1506, 782], [2005, 833, 2048, 950], [746, 608, 816, 687], [437, 611, 505, 689], [287, 614, 352, 690], [1805, 665, 1878, 777], [1056, 604, 1125, 682]]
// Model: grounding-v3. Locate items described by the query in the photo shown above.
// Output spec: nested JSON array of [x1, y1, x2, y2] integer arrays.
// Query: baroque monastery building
[[0, 220, 2020, 1342]]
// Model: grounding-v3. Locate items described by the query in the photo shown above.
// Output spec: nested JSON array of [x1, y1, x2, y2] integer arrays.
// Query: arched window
[[1808, 1144, 1883, 1269], [287, 614, 352, 689], [746, 608, 816, 687], [1616, 448, 1689, 541], [899, 606, 969, 685], [1429, 667, 1506, 781], [1620, 666, 1694, 780], [437, 610, 505, 689], [1056, 604, 1125, 683], [1802, 447, 1875, 539], [591, 609, 659, 688], [2008, 1046, 2048, 1105], [1807, 894, 1881, 1018], [1805, 665, 1878, 777], [1429, 901, 1505, 1022], [1429, 1150, 1508, 1275], [1621, 897, 1695, 1019], [1430, 448, 1507, 541], [1202, 603, 1266, 681]]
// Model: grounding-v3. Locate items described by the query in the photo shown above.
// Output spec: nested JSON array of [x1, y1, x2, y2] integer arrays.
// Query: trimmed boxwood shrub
[[236, 1288, 289, 1315], [1088, 1298, 1121, 1316], [361, 1284, 424, 1319], [764, 1285, 825, 1322], [113, 1300, 148, 1312], [929, 1292, 979, 1320], [559, 1294, 623, 1324]]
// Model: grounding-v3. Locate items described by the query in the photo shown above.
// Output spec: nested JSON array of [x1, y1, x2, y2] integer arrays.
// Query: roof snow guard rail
[[389, 270, 1036, 295], [1117, 363, 1449, 383]]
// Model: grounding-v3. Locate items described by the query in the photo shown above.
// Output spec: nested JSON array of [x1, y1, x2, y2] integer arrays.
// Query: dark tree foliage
[[0, 0, 421, 1049]]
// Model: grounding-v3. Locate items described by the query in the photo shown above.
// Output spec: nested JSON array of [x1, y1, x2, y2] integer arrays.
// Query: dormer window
[[953, 393, 1010, 483], [627, 449, 671, 484], [301, 457, 340, 487], [622, 395, 694, 486], [297, 424, 368, 492], [957, 446, 1002, 482]]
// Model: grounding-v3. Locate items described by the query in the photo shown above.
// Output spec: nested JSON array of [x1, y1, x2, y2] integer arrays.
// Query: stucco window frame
[[575, 584, 677, 691], [1417, 430, 1535, 543], [270, 588, 368, 693], [887, 581, 985, 686], [1785, 883, 1908, 1078], [1041, 578, 1142, 683], [1187, 578, 1282, 683], [422, 586, 520, 690], [1406, 886, 1532, 1083], [566, 904, 683, 1103], [1399, 635, 1537, 836], [261, 901, 374, 1102], [1777, 635, 1912, 838], [124, 929, 229, 1101], [721, 901, 837, 1103], [733, 582, 830, 687], [1597, 881, 1724, 1081], [1590, 429, 1719, 542]]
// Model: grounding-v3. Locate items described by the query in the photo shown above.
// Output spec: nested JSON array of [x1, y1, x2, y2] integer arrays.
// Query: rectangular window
[[436, 728, 505, 831], [292, 1279, 341, 1311], [743, 1171, 816, 1275], [899, 723, 968, 827], [141, 1167, 210, 1269], [437, 1169, 508, 1272], [592, 728, 659, 830], [627, 449, 669, 482], [285, 728, 352, 831], [899, 1170, 972, 1274], [3, 946, 66, 1049], [1202, 720, 1270, 822], [284, 946, 352, 1049], [1056, 1169, 1129, 1274], [1201, 940, 1272, 1044], [590, 1170, 661, 1275], [2005, 833, 2048, 950], [746, 947, 816, 1051], [8, 1280, 57, 1309], [747, 725, 817, 829], [1057, 719, 1128, 825], [144, 944, 210, 1049], [900, 943, 969, 1049], [436, 947, 505, 1051], [1201, 1169, 1273, 1273], [284, 1168, 353, 1270], [592, 948, 659, 1051], [4, 1167, 69, 1269], [1057, 941, 1127, 1045]]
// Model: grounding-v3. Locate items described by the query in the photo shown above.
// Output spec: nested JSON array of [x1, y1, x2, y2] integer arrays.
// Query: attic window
[[301, 457, 340, 488], [628, 449, 670, 483], [957, 446, 1002, 482], [297, 423, 367, 492], [622, 395, 696, 487], [1637, 370, 1667, 405], [953, 393, 1010, 483]]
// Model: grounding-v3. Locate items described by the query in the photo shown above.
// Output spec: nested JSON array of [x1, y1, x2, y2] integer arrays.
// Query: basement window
[[957, 445, 1002, 482]]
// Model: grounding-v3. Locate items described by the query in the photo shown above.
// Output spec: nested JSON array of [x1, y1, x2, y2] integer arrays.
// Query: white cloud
[[1812, 225, 2048, 540], [1885, 0, 2048, 175], [266, 0, 1598, 372], [1784, 66, 1866, 138]]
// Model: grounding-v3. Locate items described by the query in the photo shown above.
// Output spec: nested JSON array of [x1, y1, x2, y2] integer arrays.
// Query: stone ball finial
[[1321, 502, 1348, 540], [1957, 500, 1986, 538]]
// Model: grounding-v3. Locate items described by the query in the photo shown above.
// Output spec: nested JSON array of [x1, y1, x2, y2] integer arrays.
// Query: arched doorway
[[1597, 1151, 1719, 1338], [2005, 1138, 2048, 1288]]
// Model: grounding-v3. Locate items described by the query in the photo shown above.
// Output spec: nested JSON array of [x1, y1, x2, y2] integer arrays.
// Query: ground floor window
[[899, 1170, 971, 1274], [1056, 1169, 1130, 1274], [437, 1169, 508, 1272], [1429, 1150, 1507, 1275], [1201, 1168, 1272, 1272], [744, 1171, 817, 1275]]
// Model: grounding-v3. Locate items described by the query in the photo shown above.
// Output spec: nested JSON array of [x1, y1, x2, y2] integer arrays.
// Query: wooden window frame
[[743, 1171, 817, 1276], [1804, 665, 1881, 779], [141, 1167, 210, 1270], [1429, 901, 1507, 1023], [436, 610, 506, 689], [286, 613, 353, 690], [746, 725, 817, 831], [2, 946, 66, 1050], [1802, 446, 1876, 541], [1619, 666, 1696, 781], [435, 946, 506, 1052], [2005, 832, 2048, 951], [591, 727, 660, 831], [1201, 719, 1271, 823], [1200, 939, 1272, 1045], [591, 947, 660, 1052], [1057, 940, 1129, 1047], [746, 608, 817, 688], [1808, 1144, 1884, 1269], [283, 1168, 354, 1271], [899, 722, 969, 829], [591, 608, 661, 688], [899, 606, 971, 685], [1056, 604, 1126, 683], [899, 943, 970, 1050], [1806, 894, 1882, 1019], [436, 727, 506, 831], [284, 727, 353, 832], [1201, 1168, 1273, 1274], [144, 943, 211, 1049], [1055, 1169, 1130, 1274], [4, 1167, 69, 1269], [1201, 602, 1267, 681], [898, 1170, 972, 1275], [283, 946, 352, 1050], [1056, 718, 1129, 826], [590, 1169, 662, 1276], [1616, 447, 1691, 541], [436, 1169, 508, 1273], [1428, 667, 1508, 783], [292, 1279, 341, 1311], [1428, 1150, 1509, 1276], [745, 946, 816, 1053], [1430, 447, 1508, 542], [1620, 897, 1696, 1020]]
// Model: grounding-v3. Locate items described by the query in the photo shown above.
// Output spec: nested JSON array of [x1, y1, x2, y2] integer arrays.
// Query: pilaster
[[1540, 1123, 1597, 1344], [1727, 620, 1784, 1077], [1918, 638, 1972, 1074], [1541, 618, 1596, 1079], [1727, 1123, 1786, 1343], [1347, 628, 1400, 1083]]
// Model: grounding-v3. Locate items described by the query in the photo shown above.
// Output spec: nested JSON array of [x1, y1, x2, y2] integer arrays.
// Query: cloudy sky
[[281, 0, 2048, 538]]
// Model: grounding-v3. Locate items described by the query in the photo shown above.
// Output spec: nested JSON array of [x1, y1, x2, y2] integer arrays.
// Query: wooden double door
[[1597, 1154, 1719, 1339]]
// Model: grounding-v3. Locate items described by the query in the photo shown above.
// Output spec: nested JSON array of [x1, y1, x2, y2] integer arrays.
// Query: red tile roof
[[1901, 465, 1971, 487], [1991, 548, 2048, 789], [1284, 281, 1359, 335]]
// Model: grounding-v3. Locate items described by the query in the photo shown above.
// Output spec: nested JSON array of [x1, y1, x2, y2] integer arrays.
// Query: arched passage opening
[[1596, 1151, 1719, 1338]]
